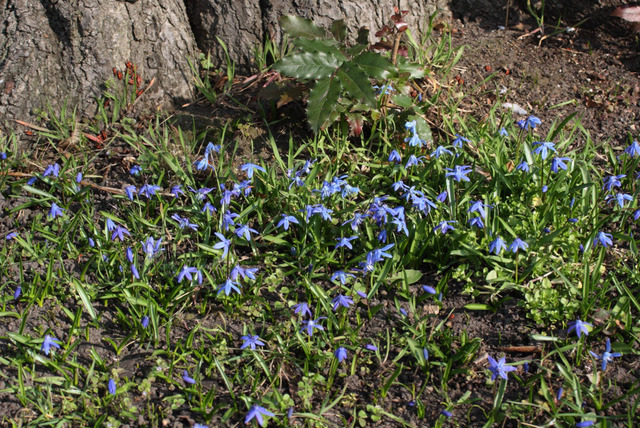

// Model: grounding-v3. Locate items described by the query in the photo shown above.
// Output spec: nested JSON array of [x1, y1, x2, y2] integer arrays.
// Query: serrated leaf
[[273, 52, 343, 80], [307, 77, 342, 133], [293, 38, 345, 58], [336, 64, 376, 107], [331, 20, 347, 42], [391, 94, 414, 108], [395, 56, 426, 79], [350, 51, 394, 80], [280, 15, 326, 39]]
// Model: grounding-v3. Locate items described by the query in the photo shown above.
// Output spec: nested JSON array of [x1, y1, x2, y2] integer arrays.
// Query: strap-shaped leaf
[[307, 77, 342, 133], [273, 51, 343, 79], [336, 63, 376, 108], [280, 15, 326, 39], [350, 51, 394, 80]]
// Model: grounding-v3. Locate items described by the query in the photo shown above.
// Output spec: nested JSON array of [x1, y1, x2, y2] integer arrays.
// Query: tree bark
[[0, 0, 198, 130], [1, 0, 451, 136]]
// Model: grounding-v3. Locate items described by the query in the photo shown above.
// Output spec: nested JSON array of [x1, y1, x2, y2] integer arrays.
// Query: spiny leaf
[[273, 52, 343, 80], [280, 15, 326, 39], [336, 63, 376, 108], [307, 77, 342, 133], [331, 20, 347, 42], [350, 51, 394, 80], [292, 38, 345, 58]]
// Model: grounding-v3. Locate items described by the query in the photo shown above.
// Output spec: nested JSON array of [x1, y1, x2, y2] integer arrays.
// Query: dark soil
[[2, 3, 640, 427]]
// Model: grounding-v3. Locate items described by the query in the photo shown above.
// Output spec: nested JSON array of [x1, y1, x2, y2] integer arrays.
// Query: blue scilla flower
[[489, 236, 507, 255], [487, 356, 517, 381], [388, 150, 402, 163], [445, 165, 472, 182], [405, 132, 425, 148], [516, 115, 541, 130], [593, 231, 613, 248], [602, 175, 625, 192], [516, 160, 529, 172], [532, 141, 556, 160], [605, 192, 633, 208], [431, 145, 453, 158], [245, 405, 275, 427], [240, 334, 265, 350], [508, 237, 528, 253], [452, 134, 470, 148], [589, 338, 621, 371], [624, 140, 640, 157], [568, 318, 592, 339]]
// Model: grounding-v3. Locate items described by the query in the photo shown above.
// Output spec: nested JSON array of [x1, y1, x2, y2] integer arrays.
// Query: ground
[[1, 3, 640, 427]]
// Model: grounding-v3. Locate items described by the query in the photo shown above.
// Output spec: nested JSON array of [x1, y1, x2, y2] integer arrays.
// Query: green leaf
[[350, 51, 394, 80], [307, 77, 342, 133], [292, 38, 345, 58], [391, 94, 414, 108], [390, 269, 422, 285], [464, 303, 492, 311], [273, 52, 343, 80], [280, 15, 326, 39], [331, 20, 347, 42], [72, 279, 97, 321], [395, 56, 426, 79], [336, 64, 376, 107]]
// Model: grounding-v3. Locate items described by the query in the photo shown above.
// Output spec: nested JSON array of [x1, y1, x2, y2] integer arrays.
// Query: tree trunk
[[0, 0, 198, 131], [1, 0, 452, 137], [186, 0, 452, 71]]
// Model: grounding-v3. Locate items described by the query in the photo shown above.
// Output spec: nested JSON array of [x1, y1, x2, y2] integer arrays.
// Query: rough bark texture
[[1, 0, 454, 133], [0, 0, 198, 130], [186, 0, 452, 70]]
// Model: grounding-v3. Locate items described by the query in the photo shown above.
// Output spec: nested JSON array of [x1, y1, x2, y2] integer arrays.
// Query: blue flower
[[499, 127, 509, 137], [516, 160, 529, 172], [49, 203, 65, 219], [217, 278, 241, 295], [176, 266, 203, 284], [138, 184, 162, 199], [404, 120, 417, 134], [508, 237, 528, 253], [602, 174, 625, 192], [213, 232, 232, 258], [130, 263, 140, 279], [576, 421, 595, 427], [452, 134, 470, 148], [41, 335, 61, 355], [14, 286, 21, 300], [240, 163, 266, 179], [108, 378, 116, 395], [605, 193, 633, 208], [141, 237, 162, 258], [205, 142, 221, 154], [624, 140, 640, 157], [551, 156, 572, 173], [292, 302, 312, 318], [335, 347, 348, 362], [589, 338, 621, 371], [43, 163, 60, 178], [468, 200, 493, 218], [202, 202, 216, 214], [445, 165, 472, 182], [194, 157, 211, 171], [182, 370, 196, 384], [433, 220, 456, 234], [245, 405, 275, 426], [234, 223, 258, 241], [489, 236, 507, 255], [111, 225, 130, 241], [388, 150, 402, 163], [171, 214, 199, 231], [568, 319, 592, 339], [487, 356, 517, 381], [373, 84, 394, 95], [332, 294, 354, 310], [437, 191, 448, 202], [125, 185, 136, 201], [222, 211, 239, 231], [241, 334, 265, 350], [468, 216, 484, 229], [405, 132, 426, 148], [130, 165, 142, 175], [405, 154, 425, 168], [431, 146, 452, 158], [171, 185, 184, 198], [365, 344, 378, 351], [331, 270, 355, 285], [300, 317, 327, 336], [532, 141, 556, 160], [422, 285, 437, 294], [141, 316, 149, 328], [441, 410, 453, 418], [593, 231, 613, 248], [342, 213, 369, 231], [516, 115, 541, 130], [6, 232, 17, 240], [335, 236, 358, 250]]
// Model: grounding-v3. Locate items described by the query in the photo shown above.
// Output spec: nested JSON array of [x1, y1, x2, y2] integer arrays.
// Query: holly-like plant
[[272, 10, 425, 134]]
